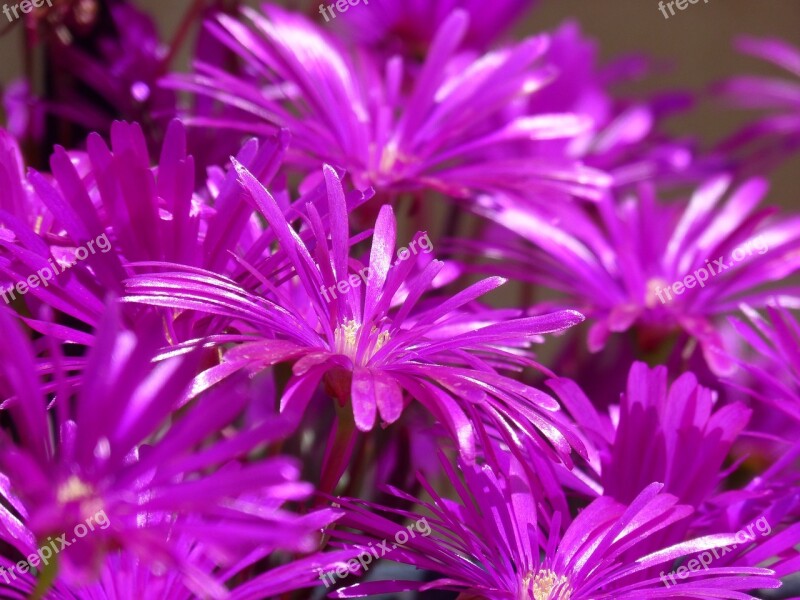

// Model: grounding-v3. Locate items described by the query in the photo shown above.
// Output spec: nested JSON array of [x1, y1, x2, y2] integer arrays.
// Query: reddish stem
[[162, 0, 207, 73]]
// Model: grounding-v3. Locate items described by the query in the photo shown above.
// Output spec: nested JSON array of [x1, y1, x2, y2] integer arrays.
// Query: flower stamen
[[58, 475, 93, 504], [522, 569, 572, 600], [334, 319, 391, 365]]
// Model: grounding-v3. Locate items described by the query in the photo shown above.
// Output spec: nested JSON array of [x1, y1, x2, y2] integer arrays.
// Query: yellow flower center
[[57, 475, 106, 521], [645, 277, 672, 308], [522, 569, 572, 600], [57, 476, 93, 504], [334, 319, 391, 365]]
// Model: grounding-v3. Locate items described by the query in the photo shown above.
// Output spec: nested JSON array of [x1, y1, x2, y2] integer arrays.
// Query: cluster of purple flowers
[[0, 1, 798, 598]]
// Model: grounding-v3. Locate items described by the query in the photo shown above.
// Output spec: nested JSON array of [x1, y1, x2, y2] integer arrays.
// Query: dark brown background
[[1, 0, 798, 206]]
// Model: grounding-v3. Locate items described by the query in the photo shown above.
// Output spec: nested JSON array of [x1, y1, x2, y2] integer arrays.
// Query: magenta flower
[[1, 2, 798, 598], [166, 5, 610, 203], [477, 175, 800, 374], [23, 0, 176, 150], [0, 302, 336, 592], [0, 119, 301, 348], [550, 362, 750, 506], [329, 460, 780, 598], [548, 362, 754, 580], [125, 163, 586, 467], [718, 305, 800, 465], [727, 304, 800, 423], [718, 36, 800, 172], [528, 22, 707, 190]]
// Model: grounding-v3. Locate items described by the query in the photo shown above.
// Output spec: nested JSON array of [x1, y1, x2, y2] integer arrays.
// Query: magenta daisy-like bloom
[[166, 5, 610, 203], [526, 22, 705, 190], [0, 302, 336, 593], [717, 36, 800, 172], [720, 305, 800, 464], [727, 304, 800, 423], [550, 362, 750, 507], [0, 128, 48, 227], [22, 0, 176, 150], [329, 459, 779, 598], [330, 0, 535, 56], [548, 362, 753, 578], [0, 547, 362, 600], [125, 163, 586, 467], [0, 119, 314, 348], [475, 175, 800, 374]]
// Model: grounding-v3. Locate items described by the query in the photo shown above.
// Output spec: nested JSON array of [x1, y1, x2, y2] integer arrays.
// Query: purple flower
[[0, 127, 48, 227], [530, 22, 710, 190], [329, 460, 779, 598], [717, 36, 800, 172], [26, 0, 175, 150], [166, 5, 610, 203], [727, 304, 800, 422], [125, 163, 586, 467], [551, 362, 750, 506], [0, 302, 336, 591], [549, 362, 754, 579], [15, 548, 362, 599], [476, 175, 800, 374], [720, 305, 800, 467], [0, 119, 301, 348]]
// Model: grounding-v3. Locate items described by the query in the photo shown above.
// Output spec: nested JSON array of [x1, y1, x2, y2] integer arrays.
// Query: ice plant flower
[[716, 304, 800, 469], [2, 2, 799, 598], [15, 0, 178, 152], [125, 163, 586, 468], [0, 119, 327, 349], [166, 5, 610, 203], [329, 458, 780, 598], [0, 302, 337, 593], [530, 22, 709, 190], [0, 543, 361, 599], [726, 304, 800, 423], [0, 127, 48, 227], [548, 363, 752, 574], [717, 36, 800, 172], [475, 175, 800, 374], [550, 363, 750, 506]]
